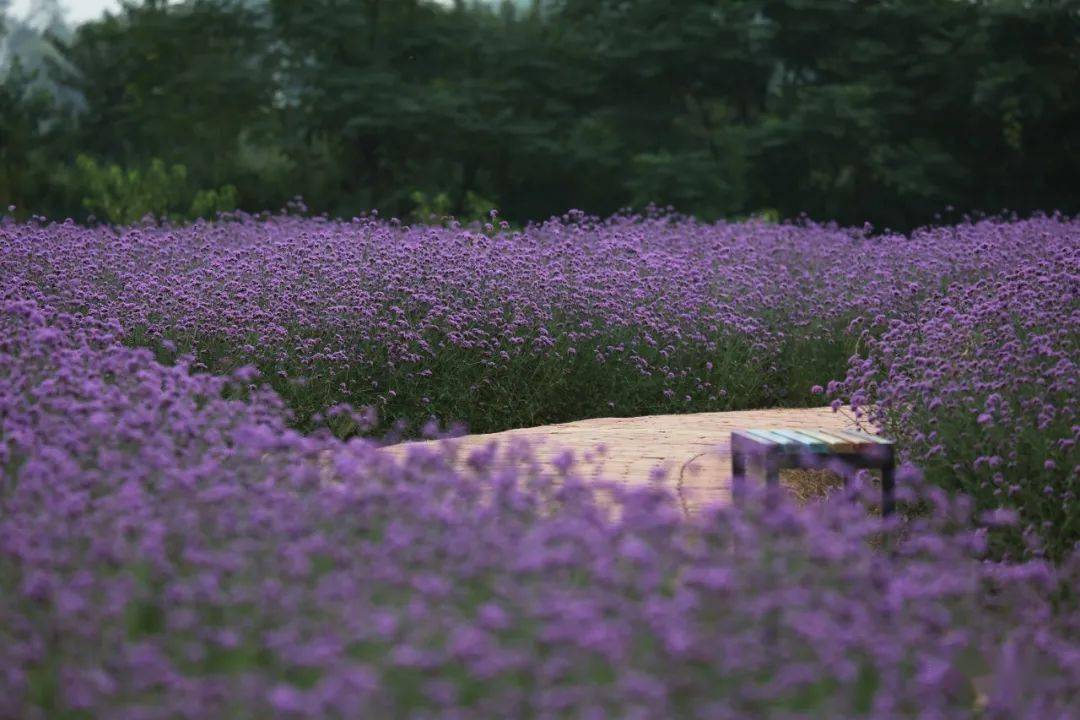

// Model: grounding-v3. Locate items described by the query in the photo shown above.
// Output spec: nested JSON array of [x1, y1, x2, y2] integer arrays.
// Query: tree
[[3, 0, 1078, 228], [50, 0, 274, 199]]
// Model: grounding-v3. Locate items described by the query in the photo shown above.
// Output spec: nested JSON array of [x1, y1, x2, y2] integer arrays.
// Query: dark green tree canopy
[[2, 0, 1078, 228]]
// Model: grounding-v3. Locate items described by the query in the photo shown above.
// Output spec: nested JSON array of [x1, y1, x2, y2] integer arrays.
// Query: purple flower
[[980, 508, 1020, 527], [0, 213, 1076, 718]]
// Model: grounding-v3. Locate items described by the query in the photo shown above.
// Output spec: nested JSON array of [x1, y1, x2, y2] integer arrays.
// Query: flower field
[[1, 212, 1078, 717]]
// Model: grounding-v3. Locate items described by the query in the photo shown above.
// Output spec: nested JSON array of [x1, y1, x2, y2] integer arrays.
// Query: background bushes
[[1, 0, 1078, 228]]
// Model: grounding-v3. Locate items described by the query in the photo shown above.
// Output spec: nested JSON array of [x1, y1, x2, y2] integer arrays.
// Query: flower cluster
[[2, 212, 1056, 436], [1, 300, 1077, 718], [6, 210, 1076, 554], [832, 220, 1079, 558]]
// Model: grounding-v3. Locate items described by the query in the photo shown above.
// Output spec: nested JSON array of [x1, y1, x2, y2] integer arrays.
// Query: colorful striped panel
[[791, 429, 862, 452], [770, 429, 831, 451], [737, 428, 893, 453], [791, 429, 855, 447], [745, 429, 798, 445]]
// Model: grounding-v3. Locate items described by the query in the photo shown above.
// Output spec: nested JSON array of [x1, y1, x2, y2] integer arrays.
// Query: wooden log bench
[[730, 428, 896, 515]]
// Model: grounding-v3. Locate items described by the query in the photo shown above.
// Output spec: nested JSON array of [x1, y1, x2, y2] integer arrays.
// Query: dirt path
[[384, 406, 860, 515]]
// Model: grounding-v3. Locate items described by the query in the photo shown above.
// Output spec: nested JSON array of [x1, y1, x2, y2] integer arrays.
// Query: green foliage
[[409, 189, 453, 222], [628, 147, 747, 221], [410, 188, 497, 226], [0, 60, 64, 216], [75, 155, 185, 223], [1, 0, 1078, 227], [190, 184, 239, 220], [74, 155, 237, 224]]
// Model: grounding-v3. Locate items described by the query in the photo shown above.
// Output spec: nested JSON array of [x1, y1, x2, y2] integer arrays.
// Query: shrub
[[2, 211, 1077, 558], [74, 155, 238, 224], [1, 301, 1077, 718], [833, 224, 1078, 559], [0, 212, 986, 436]]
